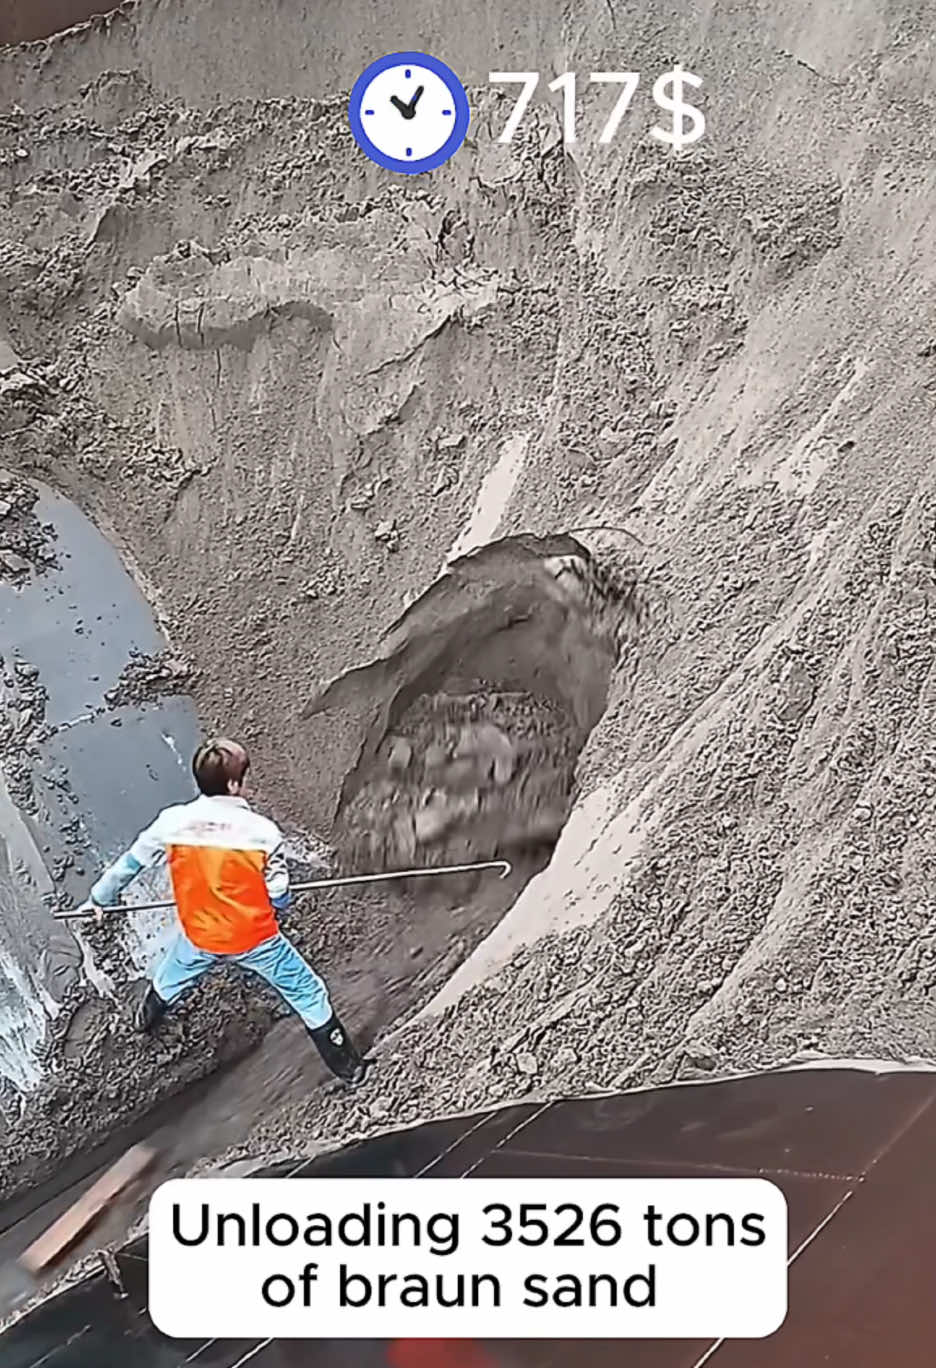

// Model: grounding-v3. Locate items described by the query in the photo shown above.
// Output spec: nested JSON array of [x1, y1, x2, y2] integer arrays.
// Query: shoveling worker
[[75, 736, 367, 1087]]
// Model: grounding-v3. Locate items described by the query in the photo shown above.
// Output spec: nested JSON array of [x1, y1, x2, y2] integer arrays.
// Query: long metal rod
[[52, 858, 513, 920]]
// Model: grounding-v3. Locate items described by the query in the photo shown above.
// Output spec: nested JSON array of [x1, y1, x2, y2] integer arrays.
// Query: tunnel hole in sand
[[305, 533, 648, 1012]]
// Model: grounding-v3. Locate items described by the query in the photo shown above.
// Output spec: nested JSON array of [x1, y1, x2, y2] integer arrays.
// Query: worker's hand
[[74, 898, 104, 925]]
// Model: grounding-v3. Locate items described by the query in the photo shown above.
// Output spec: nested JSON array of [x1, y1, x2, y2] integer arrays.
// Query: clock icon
[[348, 51, 470, 175]]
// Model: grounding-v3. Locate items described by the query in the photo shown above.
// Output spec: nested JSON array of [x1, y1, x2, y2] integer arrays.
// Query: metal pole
[[52, 858, 513, 920]]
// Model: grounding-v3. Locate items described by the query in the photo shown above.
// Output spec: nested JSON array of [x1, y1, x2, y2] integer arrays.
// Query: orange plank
[[19, 1143, 156, 1276]]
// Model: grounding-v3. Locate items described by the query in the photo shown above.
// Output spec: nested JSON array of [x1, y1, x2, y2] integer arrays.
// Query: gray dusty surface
[[0, 472, 202, 1102], [3, 0, 936, 1305]]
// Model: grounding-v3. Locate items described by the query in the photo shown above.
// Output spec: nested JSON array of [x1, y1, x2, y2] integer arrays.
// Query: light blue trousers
[[152, 930, 333, 1030]]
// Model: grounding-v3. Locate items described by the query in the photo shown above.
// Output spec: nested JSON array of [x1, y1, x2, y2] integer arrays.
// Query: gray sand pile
[[2, 0, 936, 1234]]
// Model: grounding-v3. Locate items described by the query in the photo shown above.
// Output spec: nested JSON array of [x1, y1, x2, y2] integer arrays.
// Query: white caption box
[[150, 1177, 787, 1339]]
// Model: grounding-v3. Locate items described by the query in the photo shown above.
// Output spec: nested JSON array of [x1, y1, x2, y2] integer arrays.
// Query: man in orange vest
[[76, 737, 367, 1086]]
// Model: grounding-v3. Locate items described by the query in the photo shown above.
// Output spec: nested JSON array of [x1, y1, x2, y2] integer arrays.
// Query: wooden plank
[[18, 1143, 155, 1276]]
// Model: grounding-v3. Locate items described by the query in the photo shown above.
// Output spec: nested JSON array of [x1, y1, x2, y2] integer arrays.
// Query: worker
[[75, 736, 367, 1087]]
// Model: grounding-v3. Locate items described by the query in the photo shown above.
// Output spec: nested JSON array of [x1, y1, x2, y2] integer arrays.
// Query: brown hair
[[192, 737, 250, 796]]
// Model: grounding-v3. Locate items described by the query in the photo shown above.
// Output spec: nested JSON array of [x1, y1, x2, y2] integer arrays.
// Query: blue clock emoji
[[348, 52, 470, 175]]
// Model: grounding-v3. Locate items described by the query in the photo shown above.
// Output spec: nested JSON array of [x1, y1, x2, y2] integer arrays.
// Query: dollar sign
[[651, 65, 706, 152]]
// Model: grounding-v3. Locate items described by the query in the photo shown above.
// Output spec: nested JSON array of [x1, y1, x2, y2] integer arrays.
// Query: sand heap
[[2, 0, 936, 1204]]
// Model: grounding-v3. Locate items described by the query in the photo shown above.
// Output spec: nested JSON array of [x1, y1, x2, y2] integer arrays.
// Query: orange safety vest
[[124, 793, 286, 953]]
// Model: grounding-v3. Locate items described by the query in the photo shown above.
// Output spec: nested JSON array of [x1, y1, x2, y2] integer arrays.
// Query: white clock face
[[358, 62, 459, 163]]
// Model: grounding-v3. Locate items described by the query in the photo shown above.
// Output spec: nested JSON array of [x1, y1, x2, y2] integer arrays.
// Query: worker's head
[[192, 737, 250, 797]]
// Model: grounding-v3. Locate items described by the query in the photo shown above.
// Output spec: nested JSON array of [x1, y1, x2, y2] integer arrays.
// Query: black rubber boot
[[308, 1013, 367, 1086], [136, 984, 168, 1036]]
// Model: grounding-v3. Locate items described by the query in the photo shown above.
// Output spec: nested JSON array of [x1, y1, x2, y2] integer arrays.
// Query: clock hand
[[390, 92, 421, 120], [408, 84, 425, 111]]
